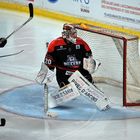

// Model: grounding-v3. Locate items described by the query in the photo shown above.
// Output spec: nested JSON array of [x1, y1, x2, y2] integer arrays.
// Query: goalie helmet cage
[[74, 23, 140, 106]]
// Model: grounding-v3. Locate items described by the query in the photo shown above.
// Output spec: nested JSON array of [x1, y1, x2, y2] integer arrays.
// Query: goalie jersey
[[44, 37, 93, 87], [44, 37, 92, 71]]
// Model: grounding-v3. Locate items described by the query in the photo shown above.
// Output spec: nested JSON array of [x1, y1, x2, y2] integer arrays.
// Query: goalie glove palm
[[83, 57, 101, 74]]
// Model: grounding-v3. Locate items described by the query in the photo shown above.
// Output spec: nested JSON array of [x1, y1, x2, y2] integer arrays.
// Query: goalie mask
[[62, 23, 77, 44]]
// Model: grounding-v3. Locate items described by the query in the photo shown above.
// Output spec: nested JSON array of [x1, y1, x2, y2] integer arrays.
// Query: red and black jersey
[[44, 37, 92, 72]]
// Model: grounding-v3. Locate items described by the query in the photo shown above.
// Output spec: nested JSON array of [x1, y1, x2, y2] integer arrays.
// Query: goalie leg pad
[[48, 82, 80, 108], [68, 70, 110, 111]]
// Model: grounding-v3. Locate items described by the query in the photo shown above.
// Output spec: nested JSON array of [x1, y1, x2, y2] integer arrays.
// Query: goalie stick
[[44, 83, 58, 118], [0, 3, 34, 48], [0, 50, 24, 58], [44, 83, 49, 114]]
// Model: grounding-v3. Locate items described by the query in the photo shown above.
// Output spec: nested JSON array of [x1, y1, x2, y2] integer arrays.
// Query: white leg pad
[[48, 93, 58, 108], [68, 70, 110, 111], [48, 82, 80, 108]]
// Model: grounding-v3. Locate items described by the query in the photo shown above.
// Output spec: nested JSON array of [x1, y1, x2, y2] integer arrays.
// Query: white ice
[[0, 9, 140, 140]]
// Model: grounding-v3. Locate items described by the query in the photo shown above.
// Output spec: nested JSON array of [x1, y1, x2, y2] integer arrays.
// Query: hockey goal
[[75, 23, 140, 106]]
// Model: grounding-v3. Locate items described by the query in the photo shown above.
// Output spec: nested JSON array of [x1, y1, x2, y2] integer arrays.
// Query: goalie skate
[[68, 70, 110, 111]]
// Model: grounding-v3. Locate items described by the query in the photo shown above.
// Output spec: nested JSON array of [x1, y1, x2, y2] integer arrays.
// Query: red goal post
[[74, 23, 140, 106]]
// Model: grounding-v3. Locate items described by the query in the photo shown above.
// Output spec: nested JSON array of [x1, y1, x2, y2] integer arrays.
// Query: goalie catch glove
[[83, 57, 101, 74], [35, 62, 48, 84]]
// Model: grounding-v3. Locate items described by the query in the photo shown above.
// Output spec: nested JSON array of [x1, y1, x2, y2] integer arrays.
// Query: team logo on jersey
[[76, 45, 80, 49], [64, 55, 81, 67]]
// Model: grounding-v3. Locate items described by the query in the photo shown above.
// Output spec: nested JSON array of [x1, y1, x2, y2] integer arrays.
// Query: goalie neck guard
[[62, 23, 77, 44]]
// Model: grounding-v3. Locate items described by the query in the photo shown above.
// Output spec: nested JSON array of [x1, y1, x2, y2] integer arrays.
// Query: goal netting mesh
[[75, 23, 140, 106]]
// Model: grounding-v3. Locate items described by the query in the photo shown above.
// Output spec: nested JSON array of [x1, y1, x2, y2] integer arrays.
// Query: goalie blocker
[[68, 70, 110, 111]]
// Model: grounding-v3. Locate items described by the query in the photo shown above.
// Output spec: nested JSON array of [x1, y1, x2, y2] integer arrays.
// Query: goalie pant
[[68, 70, 110, 111]]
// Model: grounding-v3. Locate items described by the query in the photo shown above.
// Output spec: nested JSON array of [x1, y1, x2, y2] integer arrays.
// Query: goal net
[[75, 23, 140, 106]]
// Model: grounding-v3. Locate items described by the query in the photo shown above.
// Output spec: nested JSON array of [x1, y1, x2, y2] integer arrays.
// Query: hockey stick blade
[[0, 118, 6, 126], [0, 50, 24, 58], [0, 38, 7, 48], [29, 3, 33, 18]]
